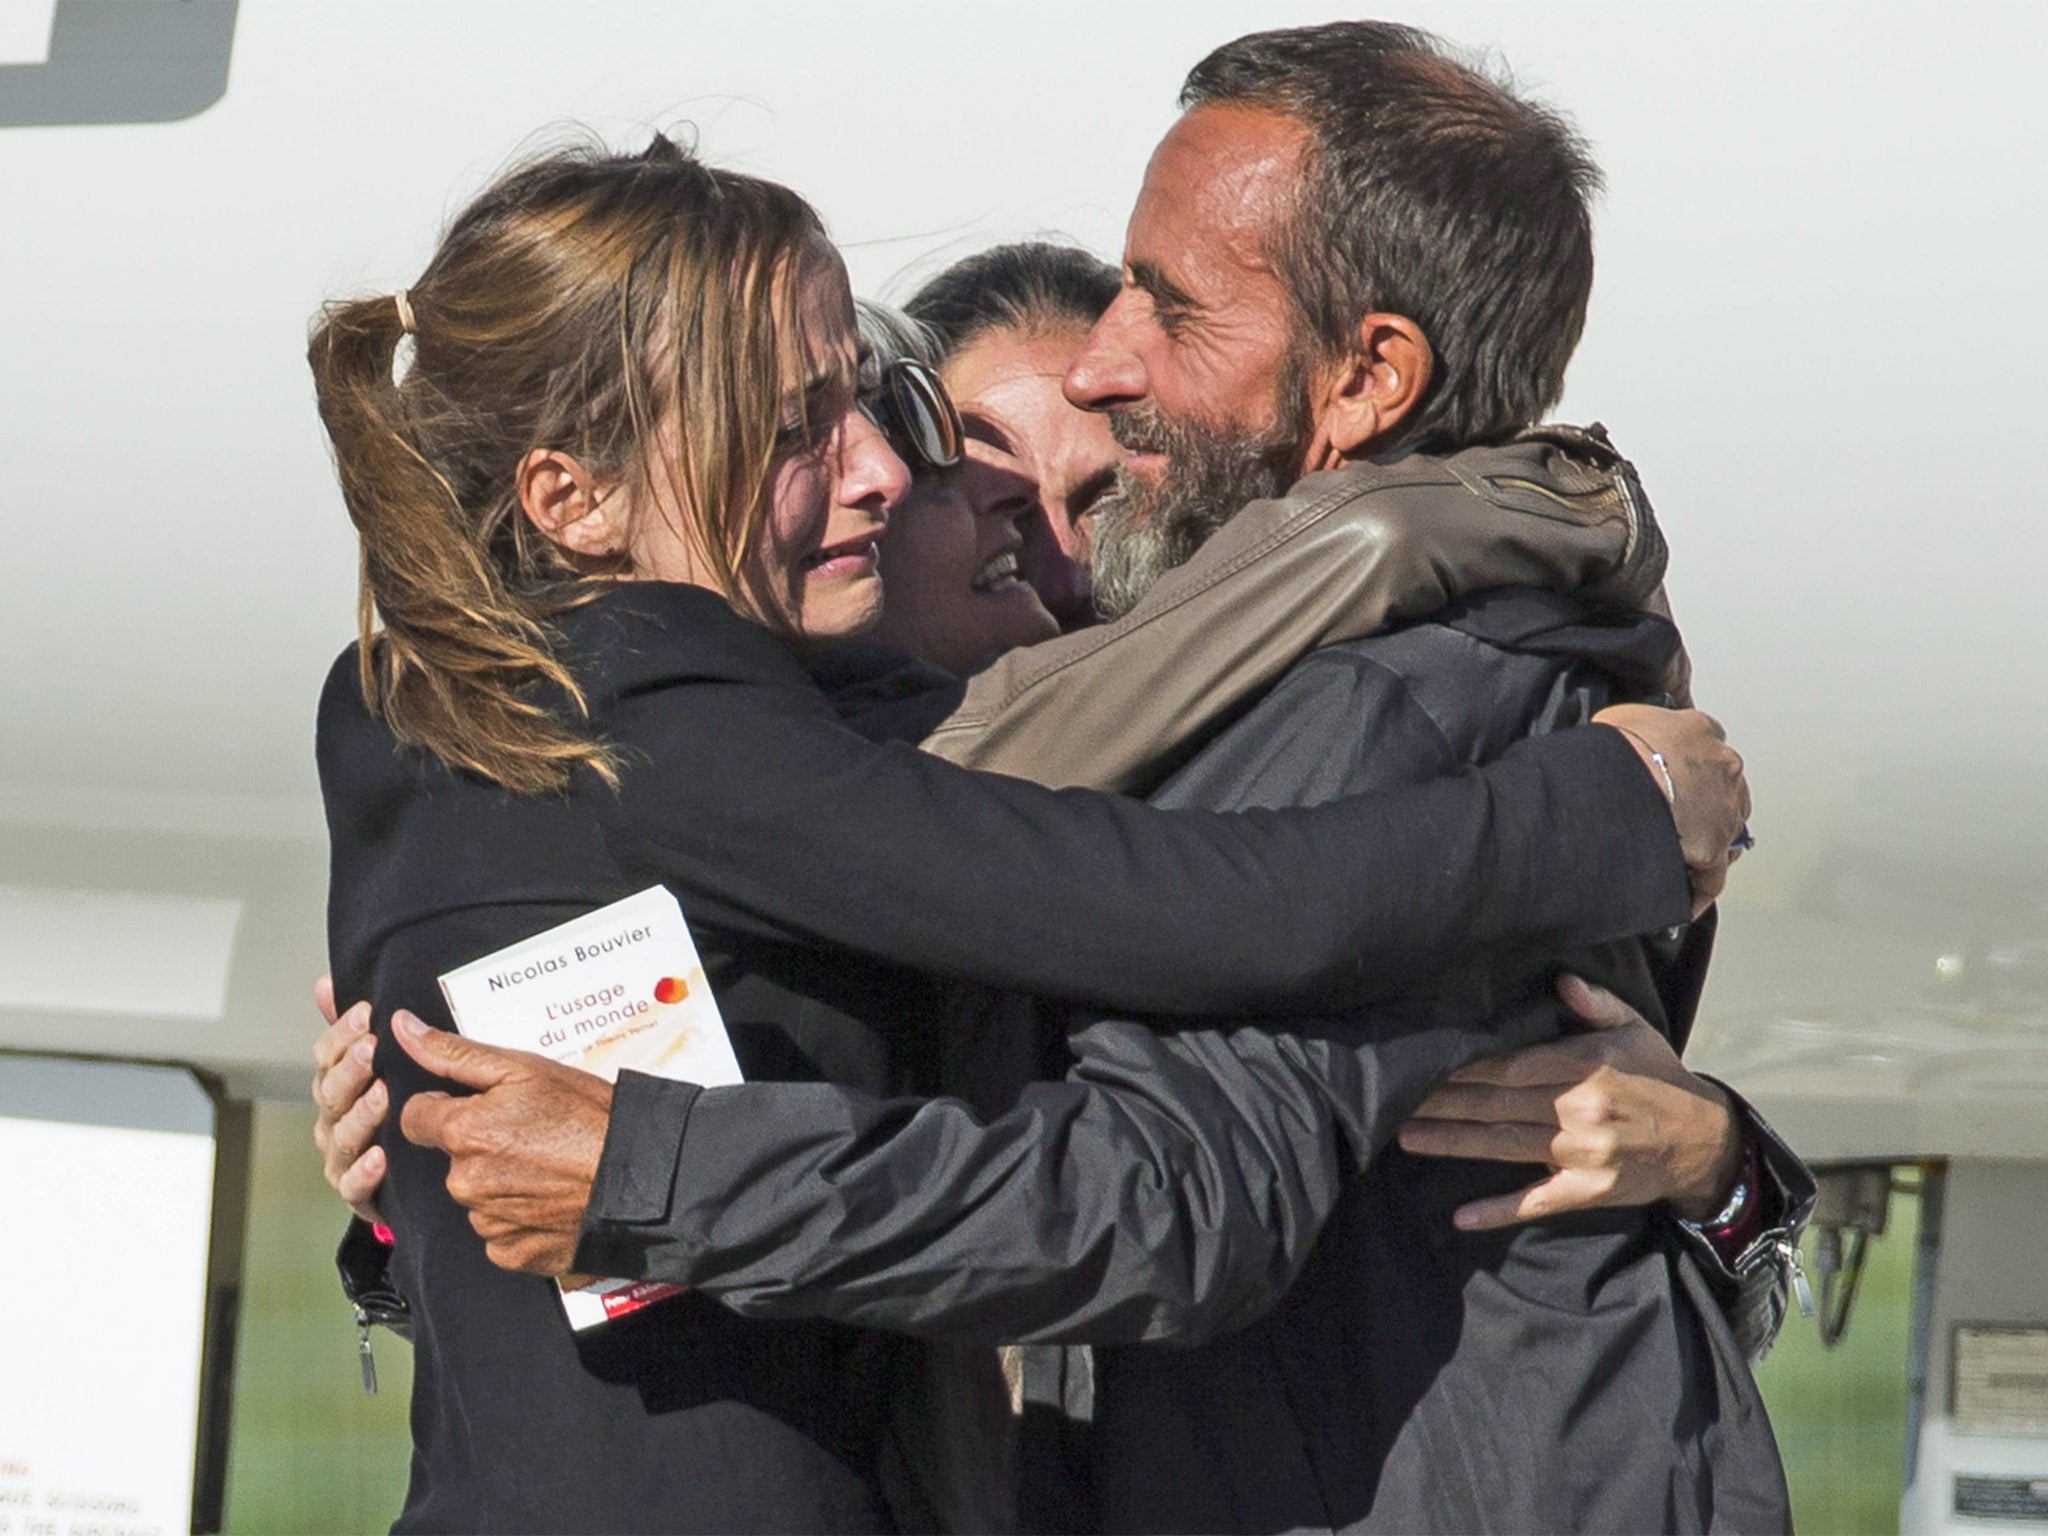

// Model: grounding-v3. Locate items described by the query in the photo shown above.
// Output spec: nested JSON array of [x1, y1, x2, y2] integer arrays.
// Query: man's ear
[[517, 448, 627, 559], [1306, 314, 1434, 467]]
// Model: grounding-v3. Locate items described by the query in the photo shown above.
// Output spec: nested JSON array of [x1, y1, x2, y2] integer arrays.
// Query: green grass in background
[[222, 1103, 411, 1534], [1752, 1192, 1920, 1536], [221, 1103, 1920, 1534]]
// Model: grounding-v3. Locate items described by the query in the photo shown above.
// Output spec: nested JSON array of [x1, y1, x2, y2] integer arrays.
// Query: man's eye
[[1153, 307, 1189, 338]]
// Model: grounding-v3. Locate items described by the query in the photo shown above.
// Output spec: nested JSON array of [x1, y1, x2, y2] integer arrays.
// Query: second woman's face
[[868, 450, 1061, 676], [942, 323, 1121, 631]]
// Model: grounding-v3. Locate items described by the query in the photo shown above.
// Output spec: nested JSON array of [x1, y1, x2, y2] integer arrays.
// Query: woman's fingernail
[[393, 1011, 425, 1040], [352, 1038, 375, 1066], [367, 1080, 387, 1109]]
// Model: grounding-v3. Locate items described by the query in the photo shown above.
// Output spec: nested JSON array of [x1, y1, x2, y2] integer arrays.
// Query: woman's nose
[[837, 408, 911, 513]]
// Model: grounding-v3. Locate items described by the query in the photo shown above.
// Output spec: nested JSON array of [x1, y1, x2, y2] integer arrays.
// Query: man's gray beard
[[1090, 415, 1303, 622]]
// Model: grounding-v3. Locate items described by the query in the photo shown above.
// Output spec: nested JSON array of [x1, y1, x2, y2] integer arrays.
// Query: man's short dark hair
[[1182, 22, 1601, 451], [905, 241, 1120, 364]]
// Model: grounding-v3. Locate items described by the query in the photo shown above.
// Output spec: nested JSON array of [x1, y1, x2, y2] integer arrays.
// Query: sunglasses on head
[[860, 358, 963, 472]]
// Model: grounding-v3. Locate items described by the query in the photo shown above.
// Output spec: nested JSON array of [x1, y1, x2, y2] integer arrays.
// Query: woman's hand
[[1594, 704, 1751, 917], [312, 973, 390, 1225], [1395, 972, 1745, 1230]]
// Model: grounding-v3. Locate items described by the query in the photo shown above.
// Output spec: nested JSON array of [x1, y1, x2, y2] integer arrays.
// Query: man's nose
[[1064, 292, 1148, 412], [838, 408, 910, 514]]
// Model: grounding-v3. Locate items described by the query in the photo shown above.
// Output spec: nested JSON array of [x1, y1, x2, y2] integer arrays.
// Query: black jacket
[[573, 590, 1792, 1534], [319, 582, 1689, 1533]]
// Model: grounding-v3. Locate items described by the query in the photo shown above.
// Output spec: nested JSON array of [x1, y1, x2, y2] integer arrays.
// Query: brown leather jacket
[[921, 423, 1685, 794]]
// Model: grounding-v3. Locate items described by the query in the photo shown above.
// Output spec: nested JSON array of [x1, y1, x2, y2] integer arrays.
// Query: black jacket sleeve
[[597, 635, 1689, 1016], [575, 1000, 1530, 1346], [573, 648, 1579, 1346]]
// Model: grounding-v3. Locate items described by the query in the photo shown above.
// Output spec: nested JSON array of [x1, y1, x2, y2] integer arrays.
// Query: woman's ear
[[1309, 315, 1435, 464], [517, 448, 627, 558]]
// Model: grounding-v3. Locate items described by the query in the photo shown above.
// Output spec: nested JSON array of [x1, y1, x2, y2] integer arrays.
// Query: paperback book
[[436, 885, 741, 1329]]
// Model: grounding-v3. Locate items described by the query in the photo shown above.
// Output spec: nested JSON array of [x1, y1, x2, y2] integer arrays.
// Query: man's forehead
[[1126, 103, 1308, 287]]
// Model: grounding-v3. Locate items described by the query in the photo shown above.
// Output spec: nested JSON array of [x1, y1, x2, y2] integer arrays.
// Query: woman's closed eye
[[773, 413, 835, 457], [774, 367, 860, 458]]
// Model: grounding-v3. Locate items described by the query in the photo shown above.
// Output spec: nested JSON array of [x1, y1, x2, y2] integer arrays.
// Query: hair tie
[[393, 289, 417, 335]]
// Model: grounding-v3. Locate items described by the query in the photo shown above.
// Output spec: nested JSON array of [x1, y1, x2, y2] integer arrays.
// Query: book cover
[[436, 885, 741, 1329]]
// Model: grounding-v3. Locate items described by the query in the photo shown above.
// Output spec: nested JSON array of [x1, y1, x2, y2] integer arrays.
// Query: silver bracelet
[[1647, 749, 1676, 805], [1680, 1175, 1751, 1233], [1608, 724, 1678, 806]]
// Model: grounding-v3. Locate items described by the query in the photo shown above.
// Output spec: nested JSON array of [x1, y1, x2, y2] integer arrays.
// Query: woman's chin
[[973, 582, 1060, 648], [935, 591, 1061, 674], [794, 572, 887, 644]]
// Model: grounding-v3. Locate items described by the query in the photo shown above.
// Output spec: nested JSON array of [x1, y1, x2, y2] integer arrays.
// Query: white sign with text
[[0, 1059, 216, 1536]]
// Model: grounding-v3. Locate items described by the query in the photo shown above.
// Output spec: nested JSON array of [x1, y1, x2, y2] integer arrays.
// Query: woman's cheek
[[754, 459, 821, 613], [875, 501, 939, 615], [766, 457, 832, 560]]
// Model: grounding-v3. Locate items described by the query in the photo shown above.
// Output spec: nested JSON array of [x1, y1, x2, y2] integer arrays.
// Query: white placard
[[0, 1059, 216, 1536]]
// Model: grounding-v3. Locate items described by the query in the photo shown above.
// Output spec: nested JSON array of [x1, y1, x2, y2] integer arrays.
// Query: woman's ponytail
[[307, 292, 615, 796]]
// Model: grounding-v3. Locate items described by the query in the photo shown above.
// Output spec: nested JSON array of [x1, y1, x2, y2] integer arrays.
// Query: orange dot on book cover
[[653, 976, 689, 1005]]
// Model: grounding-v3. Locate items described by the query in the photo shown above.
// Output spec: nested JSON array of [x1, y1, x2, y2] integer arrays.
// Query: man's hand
[[394, 1012, 612, 1276], [1594, 704, 1750, 917], [312, 974, 388, 1225], [1395, 973, 1744, 1230]]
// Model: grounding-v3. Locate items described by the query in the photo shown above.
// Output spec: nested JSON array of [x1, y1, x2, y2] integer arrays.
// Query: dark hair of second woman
[[905, 239, 1120, 363], [307, 135, 824, 794]]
